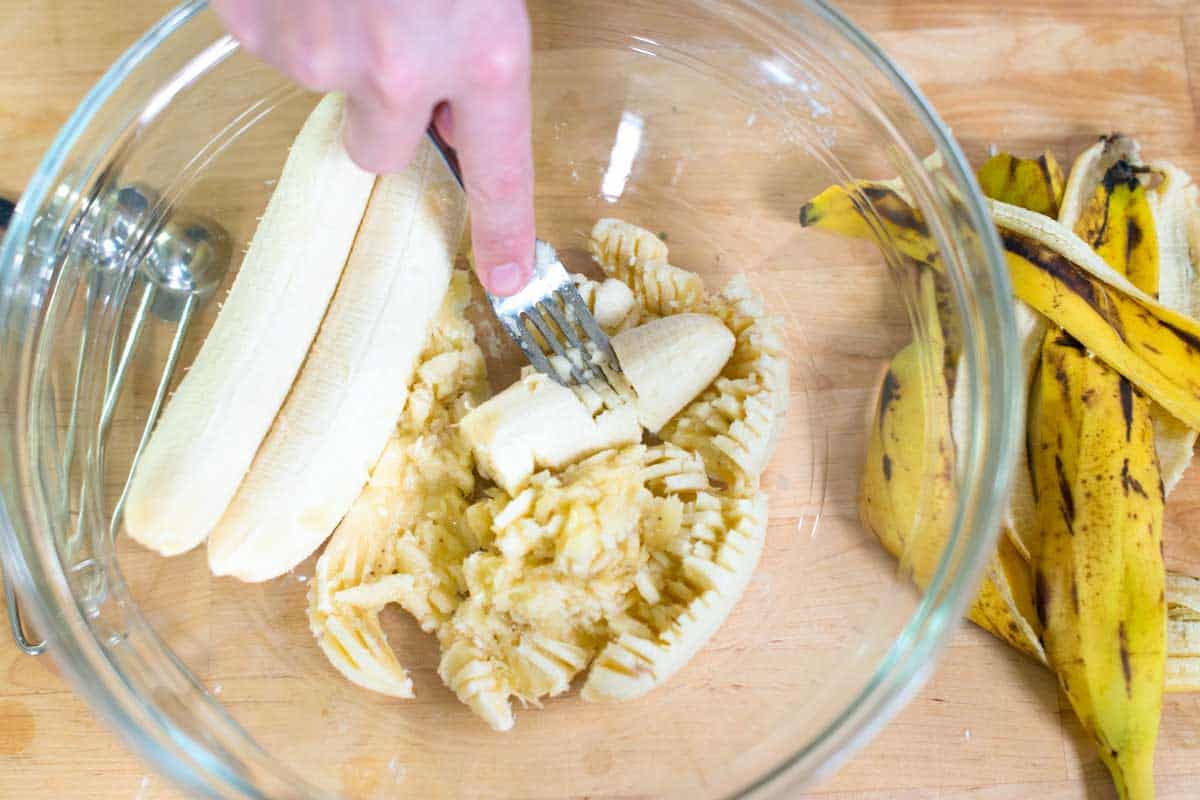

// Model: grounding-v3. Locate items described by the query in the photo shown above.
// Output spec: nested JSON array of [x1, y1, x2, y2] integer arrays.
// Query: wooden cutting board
[[2, 1, 1198, 797]]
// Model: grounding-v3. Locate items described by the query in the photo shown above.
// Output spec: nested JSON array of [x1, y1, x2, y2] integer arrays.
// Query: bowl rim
[[0, 1, 1018, 797]]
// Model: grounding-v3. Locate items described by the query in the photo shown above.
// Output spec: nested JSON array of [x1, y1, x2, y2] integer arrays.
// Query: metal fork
[[426, 125, 625, 393]]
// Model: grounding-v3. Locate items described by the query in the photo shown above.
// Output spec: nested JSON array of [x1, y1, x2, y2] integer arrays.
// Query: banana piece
[[589, 218, 706, 315], [124, 93, 374, 556], [1028, 332, 1165, 800], [977, 150, 1066, 218], [308, 272, 487, 698], [208, 141, 465, 582], [460, 372, 641, 495], [660, 276, 789, 491], [444, 436, 759, 726], [572, 274, 638, 333], [441, 446, 651, 730], [611, 313, 735, 432], [582, 489, 768, 702], [462, 309, 740, 491]]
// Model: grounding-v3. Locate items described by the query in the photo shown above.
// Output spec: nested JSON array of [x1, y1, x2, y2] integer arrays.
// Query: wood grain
[[1, 1, 1199, 799]]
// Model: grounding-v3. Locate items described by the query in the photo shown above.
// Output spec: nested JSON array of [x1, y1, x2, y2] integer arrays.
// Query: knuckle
[[279, 29, 337, 88], [368, 57, 419, 109], [465, 39, 528, 89]]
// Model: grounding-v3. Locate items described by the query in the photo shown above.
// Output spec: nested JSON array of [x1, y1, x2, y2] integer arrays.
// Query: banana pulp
[[801, 134, 1200, 800], [308, 218, 786, 731], [126, 93, 789, 732]]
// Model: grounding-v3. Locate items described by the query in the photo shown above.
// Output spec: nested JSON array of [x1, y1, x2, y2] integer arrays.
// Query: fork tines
[[487, 240, 624, 398]]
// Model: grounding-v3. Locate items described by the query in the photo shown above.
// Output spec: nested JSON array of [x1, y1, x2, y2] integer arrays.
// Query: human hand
[[212, 0, 535, 295]]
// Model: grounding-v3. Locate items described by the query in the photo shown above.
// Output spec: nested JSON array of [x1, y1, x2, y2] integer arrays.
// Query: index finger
[[450, 15, 535, 296]]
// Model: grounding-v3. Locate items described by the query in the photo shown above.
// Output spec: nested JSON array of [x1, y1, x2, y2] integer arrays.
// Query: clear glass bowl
[[0, 1, 1017, 797]]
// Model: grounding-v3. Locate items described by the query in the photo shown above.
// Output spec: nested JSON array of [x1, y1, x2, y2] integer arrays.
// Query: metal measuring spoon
[[103, 207, 233, 538]]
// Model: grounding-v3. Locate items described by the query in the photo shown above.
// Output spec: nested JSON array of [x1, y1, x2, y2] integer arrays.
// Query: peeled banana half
[[124, 93, 375, 557], [209, 140, 466, 582]]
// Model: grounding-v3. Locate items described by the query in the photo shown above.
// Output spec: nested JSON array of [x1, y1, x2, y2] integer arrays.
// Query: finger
[[342, 91, 433, 175], [276, 0, 346, 90], [452, 17, 535, 295], [210, 0, 271, 55]]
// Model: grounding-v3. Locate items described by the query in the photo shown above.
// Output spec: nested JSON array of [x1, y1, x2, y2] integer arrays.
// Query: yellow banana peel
[[1028, 332, 1164, 800], [799, 183, 941, 268], [799, 176, 1200, 430], [825, 140, 1200, 800], [977, 150, 1066, 218]]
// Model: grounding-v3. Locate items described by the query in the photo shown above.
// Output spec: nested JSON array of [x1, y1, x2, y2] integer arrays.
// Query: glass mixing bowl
[[0, 1, 1017, 797]]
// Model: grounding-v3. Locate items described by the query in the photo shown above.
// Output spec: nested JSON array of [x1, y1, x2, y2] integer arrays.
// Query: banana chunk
[[589, 218, 705, 316], [582, 490, 768, 702], [660, 276, 790, 490], [460, 373, 641, 495], [573, 274, 638, 332], [209, 140, 465, 582], [125, 93, 375, 557], [612, 313, 735, 433]]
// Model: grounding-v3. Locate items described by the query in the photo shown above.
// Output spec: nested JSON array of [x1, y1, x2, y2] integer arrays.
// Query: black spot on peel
[[1121, 459, 1148, 498], [798, 203, 817, 227], [1119, 623, 1132, 696], [1037, 153, 1051, 172], [1027, 435, 1040, 503], [1159, 476, 1166, 502], [1005, 233, 1127, 337], [1008, 621, 1019, 635], [1054, 367, 1071, 399], [1125, 215, 1143, 272], [1102, 160, 1140, 193], [862, 186, 926, 231], [1118, 377, 1134, 441], [1034, 570, 1050, 629], [1160, 316, 1200, 353], [1004, 232, 1098, 308], [882, 454, 892, 481], [878, 371, 901, 429], [1056, 454, 1075, 533], [1071, 582, 1079, 615], [1054, 331, 1086, 352]]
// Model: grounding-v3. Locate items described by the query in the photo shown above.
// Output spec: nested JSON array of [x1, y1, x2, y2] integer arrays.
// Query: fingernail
[[488, 261, 525, 295]]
